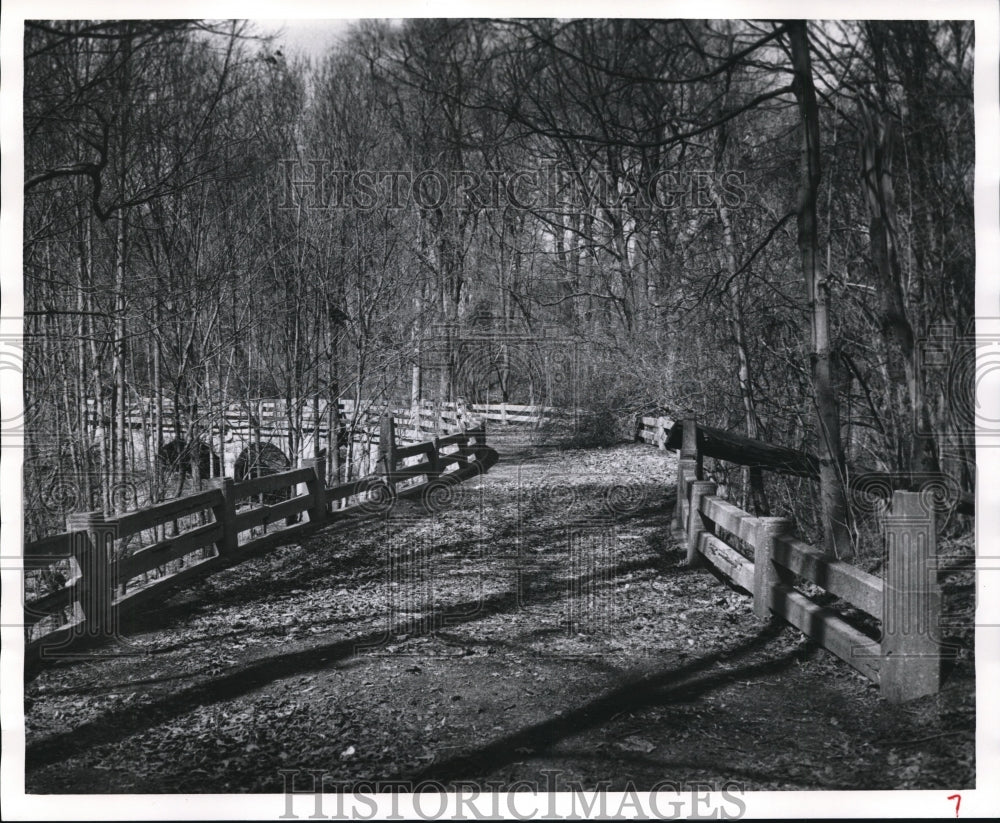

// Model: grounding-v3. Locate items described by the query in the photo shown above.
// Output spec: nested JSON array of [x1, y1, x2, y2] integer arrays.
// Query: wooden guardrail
[[23, 418, 496, 669], [635, 415, 676, 449], [637, 415, 974, 515], [86, 397, 576, 436], [641, 416, 950, 703], [465, 403, 578, 425]]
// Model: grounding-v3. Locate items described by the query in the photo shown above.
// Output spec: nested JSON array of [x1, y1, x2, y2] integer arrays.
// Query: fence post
[[301, 455, 328, 527], [428, 438, 442, 480], [208, 477, 238, 558], [686, 480, 717, 568], [673, 458, 694, 534], [682, 417, 702, 476], [673, 418, 701, 534], [751, 517, 793, 620], [410, 399, 420, 434], [379, 413, 398, 492], [66, 511, 117, 640], [472, 421, 486, 446], [881, 490, 941, 702]]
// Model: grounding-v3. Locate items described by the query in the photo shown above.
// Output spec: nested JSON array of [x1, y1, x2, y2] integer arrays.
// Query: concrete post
[[882, 491, 941, 702], [751, 517, 793, 619]]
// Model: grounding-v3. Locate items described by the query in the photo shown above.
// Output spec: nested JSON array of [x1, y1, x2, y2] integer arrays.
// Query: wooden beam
[[24, 580, 79, 628], [117, 522, 223, 582], [773, 534, 883, 618], [665, 421, 819, 476], [113, 488, 223, 538], [662, 421, 974, 514], [697, 532, 754, 592], [700, 496, 759, 545], [771, 584, 881, 683], [23, 532, 74, 568]]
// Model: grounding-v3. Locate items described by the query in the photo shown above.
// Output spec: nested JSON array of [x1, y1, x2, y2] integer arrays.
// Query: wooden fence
[[463, 403, 578, 426], [23, 417, 496, 669], [637, 415, 974, 514], [87, 397, 577, 435], [642, 416, 949, 703], [635, 415, 675, 450]]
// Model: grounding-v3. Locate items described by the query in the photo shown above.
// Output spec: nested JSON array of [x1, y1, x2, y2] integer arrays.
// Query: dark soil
[[24, 441, 975, 794]]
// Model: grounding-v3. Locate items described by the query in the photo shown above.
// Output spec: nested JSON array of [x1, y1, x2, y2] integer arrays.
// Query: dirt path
[[24, 442, 974, 794]]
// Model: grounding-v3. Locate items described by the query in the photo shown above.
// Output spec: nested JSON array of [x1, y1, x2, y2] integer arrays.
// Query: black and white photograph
[[2, 0, 998, 818]]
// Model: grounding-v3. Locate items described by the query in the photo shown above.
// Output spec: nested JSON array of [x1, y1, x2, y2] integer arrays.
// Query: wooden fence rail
[[23, 417, 496, 670], [636, 415, 974, 514], [86, 397, 579, 436], [640, 416, 948, 703]]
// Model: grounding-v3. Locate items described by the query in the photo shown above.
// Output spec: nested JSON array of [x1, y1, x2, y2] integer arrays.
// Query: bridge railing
[[635, 414, 675, 449], [84, 396, 574, 434], [23, 419, 495, 670], [465, 403, 579, 425], [638, 416, 949, 703]]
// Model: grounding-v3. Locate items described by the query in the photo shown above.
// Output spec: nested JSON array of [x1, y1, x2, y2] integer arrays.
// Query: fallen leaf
[[618, 737, 656, 753]]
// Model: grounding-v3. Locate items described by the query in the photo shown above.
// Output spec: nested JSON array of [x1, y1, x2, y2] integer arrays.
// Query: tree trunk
[[858, 100, 939, 477], [411, 289, 423, 411], [713, 174, 770, 516], [788, 21, 852, 557], [76, 203, 93, 509]]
